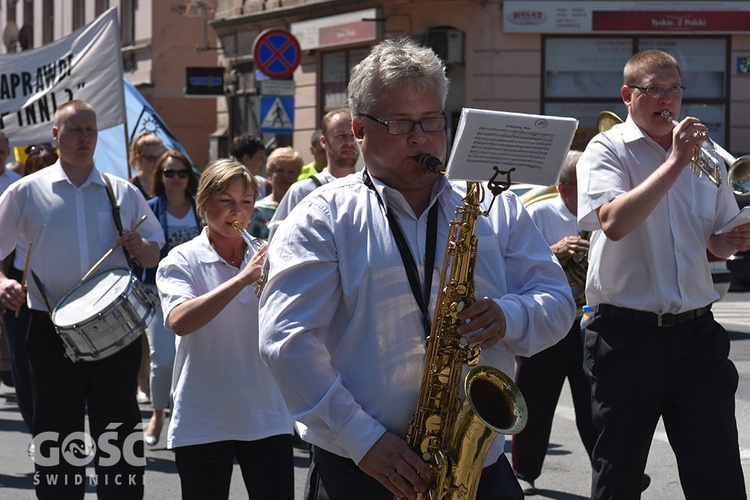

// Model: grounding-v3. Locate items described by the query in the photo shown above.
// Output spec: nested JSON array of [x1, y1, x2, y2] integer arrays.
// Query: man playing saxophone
[[259, 38, 575, 500]]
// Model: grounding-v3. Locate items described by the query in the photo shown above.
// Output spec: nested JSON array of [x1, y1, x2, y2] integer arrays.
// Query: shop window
[[321, 47, 370, 112], [543, 36, 728, 150]]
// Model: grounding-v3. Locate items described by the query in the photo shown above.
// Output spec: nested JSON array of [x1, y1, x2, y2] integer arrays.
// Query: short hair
[[557, 150, 583, 185], [266, 146, 303, 174], [54, 100, 95, 127], [229, 133, 264, 160], [347, 37, 449, 117], [310, 129, 323, 146], [195, 158, 259, 223], [151, 150, 199, 197], [623, 50, 681, 86], [321, 108, 352, 137]]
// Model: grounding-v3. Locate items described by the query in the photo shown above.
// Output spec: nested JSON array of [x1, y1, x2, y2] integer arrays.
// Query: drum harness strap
[[103, 174, 138, 268]]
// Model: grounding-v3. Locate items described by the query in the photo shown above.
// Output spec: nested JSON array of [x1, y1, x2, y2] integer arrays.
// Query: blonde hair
[[129, 131, 166, 168], [623, 50, 681, 86], [266, 146, 303, 174], [195, 158, 259, 223]]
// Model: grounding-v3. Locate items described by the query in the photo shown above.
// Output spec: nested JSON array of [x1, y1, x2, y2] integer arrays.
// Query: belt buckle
[[657, 313, 676, 327]]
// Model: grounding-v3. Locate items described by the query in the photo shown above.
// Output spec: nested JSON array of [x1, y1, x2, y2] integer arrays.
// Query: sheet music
[[446, 108, 578, 186]]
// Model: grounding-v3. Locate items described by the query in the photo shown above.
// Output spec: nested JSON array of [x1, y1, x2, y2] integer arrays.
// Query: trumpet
[[231, 221, 268, 297], [661, 110, 723, 188]]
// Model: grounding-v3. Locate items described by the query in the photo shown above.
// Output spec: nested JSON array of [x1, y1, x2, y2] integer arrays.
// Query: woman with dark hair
[[136, 150, 202, 446]]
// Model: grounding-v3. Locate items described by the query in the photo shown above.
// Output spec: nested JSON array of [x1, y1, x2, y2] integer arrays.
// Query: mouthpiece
[[418, 154, 446, 175]]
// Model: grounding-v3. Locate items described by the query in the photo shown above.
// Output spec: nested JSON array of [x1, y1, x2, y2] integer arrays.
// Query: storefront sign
[[503, 1, 750, 33]]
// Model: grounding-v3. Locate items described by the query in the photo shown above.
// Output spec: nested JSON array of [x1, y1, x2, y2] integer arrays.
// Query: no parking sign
[[253, 29, 301, 80]]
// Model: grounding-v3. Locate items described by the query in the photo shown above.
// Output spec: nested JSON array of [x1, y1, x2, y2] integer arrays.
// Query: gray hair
[[557, 150, 583, 184], [347, 37, 450, 117]]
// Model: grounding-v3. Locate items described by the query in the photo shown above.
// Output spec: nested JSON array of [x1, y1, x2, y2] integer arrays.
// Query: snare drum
[[52, 269, 159, 362]]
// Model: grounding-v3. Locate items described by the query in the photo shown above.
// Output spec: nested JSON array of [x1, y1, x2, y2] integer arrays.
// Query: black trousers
[[3, 265, 33, 432], [512, 321, 597, 481], [27, 311, 144, 500], [173, 434, 294, 500], [305, 445, 523, 500], [583, 311, 746, 500]]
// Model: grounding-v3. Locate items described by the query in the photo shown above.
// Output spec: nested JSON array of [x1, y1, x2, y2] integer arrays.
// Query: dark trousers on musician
[[583, 311, 746, 500], [173, 435, 294, 500], [512, 321, 597, 481], [27, 311, 144, 500], [306, 445, 523, 500], [3, 265, 34, 432]]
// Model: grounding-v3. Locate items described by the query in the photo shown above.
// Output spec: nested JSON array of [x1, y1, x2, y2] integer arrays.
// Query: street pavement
[[1, 292, 749, 499]]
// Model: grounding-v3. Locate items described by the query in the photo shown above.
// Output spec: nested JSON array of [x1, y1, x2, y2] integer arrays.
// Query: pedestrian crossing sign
[[260, 95, 294, 134]]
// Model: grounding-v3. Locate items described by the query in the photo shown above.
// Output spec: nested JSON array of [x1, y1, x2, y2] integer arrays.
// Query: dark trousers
[[584, 311, 746, 500], [28, 311, 144, 500], [512, 321, 597, 481], [173, 434, 294, 500], [3, 265, 33, 432], [306, 445, 523, 500]]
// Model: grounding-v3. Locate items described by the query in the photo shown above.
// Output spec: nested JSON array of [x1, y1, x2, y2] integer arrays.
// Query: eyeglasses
[[162, 169, 189, 179], [361, 114, 447, 135], [140, 154, 161, 163], [627, 85, 685, 97], [28, 145, 56, 156]]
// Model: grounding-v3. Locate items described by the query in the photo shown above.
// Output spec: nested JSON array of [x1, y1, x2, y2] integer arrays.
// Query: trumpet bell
[[728, 155, 750, 196]]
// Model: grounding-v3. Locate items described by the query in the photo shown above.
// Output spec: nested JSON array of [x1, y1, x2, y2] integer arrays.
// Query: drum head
[[52, 269, 133, 327]]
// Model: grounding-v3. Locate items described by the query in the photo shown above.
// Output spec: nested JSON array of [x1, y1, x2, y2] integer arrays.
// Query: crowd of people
[[0, 38, 748, 500]]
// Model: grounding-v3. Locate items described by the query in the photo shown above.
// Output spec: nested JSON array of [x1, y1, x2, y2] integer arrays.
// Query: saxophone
[[404, 156, 528, 499]]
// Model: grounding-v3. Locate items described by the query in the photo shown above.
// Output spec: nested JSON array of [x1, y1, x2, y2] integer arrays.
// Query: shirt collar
[[48, 160, 104, 188], [192, 228, 225, 264], [364, 169, 452, 216]]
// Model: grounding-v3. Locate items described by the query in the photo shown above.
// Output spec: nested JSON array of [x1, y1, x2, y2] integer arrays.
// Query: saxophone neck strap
[[363, 169, 438, 337]]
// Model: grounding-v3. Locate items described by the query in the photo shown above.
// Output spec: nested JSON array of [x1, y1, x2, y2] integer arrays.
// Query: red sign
[[253, 29, 301, 79], [593, 11, 750, 32]]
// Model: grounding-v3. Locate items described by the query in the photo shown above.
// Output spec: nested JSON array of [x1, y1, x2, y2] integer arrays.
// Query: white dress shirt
[[526, 195, 578, 246], [0, 161, 164, 311], [270, 168, 339, 229], [259, 171, 575, 466], [157, 229, 294, 449], [577, 116, 738, 313]]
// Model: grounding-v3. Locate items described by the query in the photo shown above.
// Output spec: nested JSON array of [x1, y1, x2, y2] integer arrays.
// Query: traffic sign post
[[253, 29, 301, 80]]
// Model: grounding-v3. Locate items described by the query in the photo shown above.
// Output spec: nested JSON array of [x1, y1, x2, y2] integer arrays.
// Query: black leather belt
[[595, 304, 711, 328]]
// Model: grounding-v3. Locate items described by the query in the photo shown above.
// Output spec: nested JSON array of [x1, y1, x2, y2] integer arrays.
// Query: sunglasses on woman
[[162, 169, 189, 179]]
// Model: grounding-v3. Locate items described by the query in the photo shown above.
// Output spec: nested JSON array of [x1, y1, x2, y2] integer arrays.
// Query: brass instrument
[[404, 156, 527, 500], [231, 221, 268, 297], [558, 231, 590, 315], [596, 110, 624, 133], [661, 110, 723, 188]]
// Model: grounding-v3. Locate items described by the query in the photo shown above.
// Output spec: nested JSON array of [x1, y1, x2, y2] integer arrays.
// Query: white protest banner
[[0, 7, 124, 146]]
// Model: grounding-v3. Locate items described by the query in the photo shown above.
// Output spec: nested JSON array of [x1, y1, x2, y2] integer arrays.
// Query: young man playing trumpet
[[577, 49, 750, 499]]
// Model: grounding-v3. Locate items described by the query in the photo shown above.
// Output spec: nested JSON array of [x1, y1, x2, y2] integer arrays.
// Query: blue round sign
[[253, 29, 301, 79]]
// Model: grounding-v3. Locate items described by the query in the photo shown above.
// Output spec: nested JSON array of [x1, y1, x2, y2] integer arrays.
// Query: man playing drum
[[0, 100, 164, 499]]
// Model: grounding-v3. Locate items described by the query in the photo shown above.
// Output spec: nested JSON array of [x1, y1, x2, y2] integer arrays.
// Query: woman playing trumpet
[[156, 158, 294, 500]]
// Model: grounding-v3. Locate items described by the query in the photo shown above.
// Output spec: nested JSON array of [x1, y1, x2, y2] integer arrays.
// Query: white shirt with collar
[[156, 228, 294, 449], [259, 171, 575, 466], [0, 160, 164, 311], [577, 115, 738, 314]]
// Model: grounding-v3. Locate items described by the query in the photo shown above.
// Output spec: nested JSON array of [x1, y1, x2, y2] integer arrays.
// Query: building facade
[[210, 0, 750, 169], [0, 0, 217, 169]]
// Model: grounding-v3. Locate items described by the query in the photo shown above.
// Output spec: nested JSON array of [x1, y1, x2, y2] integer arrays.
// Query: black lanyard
[[363, 170, 439, 337]]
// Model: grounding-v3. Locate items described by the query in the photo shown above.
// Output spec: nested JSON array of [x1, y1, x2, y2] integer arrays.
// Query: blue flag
[[94, 77, 193, 179]]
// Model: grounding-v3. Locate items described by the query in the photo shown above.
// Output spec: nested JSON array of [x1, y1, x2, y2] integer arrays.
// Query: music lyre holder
[[484, 166, 516, 214]]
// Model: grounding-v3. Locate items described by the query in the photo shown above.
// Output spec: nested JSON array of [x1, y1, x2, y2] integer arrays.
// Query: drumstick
[[81, 215, 148, 282], [15, 241, 33, 318]]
